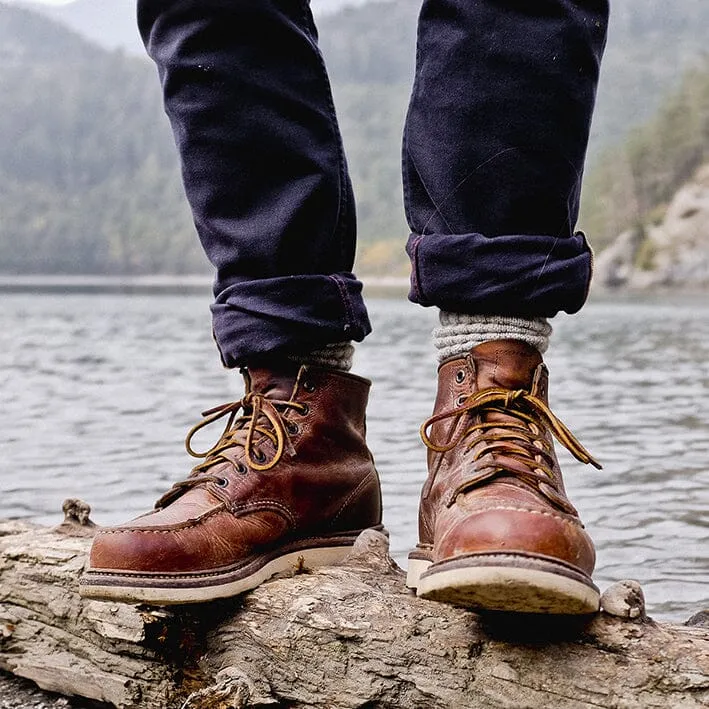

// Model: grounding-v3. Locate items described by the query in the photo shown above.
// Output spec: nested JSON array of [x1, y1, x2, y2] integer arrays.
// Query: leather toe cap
[[433, 505, 596, 574]]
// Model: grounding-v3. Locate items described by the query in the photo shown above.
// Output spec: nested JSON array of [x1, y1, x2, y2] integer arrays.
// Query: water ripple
[[1, 292, 709, 622]]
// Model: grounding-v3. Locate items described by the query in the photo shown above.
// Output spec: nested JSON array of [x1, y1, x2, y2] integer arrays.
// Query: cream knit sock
[[289, 342, 354, 372], [434, 312, 552, 362]]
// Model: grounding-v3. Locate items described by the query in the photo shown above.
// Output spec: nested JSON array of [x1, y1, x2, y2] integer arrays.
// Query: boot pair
[[81, 340, 601, 614]]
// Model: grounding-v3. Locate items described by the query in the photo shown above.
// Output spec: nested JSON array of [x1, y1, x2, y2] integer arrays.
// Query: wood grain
[[1, 511, 708, 709]]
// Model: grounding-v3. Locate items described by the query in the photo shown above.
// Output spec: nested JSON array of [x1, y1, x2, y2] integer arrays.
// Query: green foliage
[[318, 0, 416, 86], [634, 231, 658, 272], [333, 83, 411, 246], [581, 59, 709, 250], [0, 3, 204, 274]]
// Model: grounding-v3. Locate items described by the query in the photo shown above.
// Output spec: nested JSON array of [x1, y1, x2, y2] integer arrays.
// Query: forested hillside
[[0, 5, 202, 274], [578, 0, 709, 246], [18, 0, 365, 55], [582, 59, 709, 249], [3, 0, 709, 274]]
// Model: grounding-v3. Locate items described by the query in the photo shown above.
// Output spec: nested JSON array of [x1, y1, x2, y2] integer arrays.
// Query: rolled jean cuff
[[210, 272, 371, 368], [406, 231, 593, 317]]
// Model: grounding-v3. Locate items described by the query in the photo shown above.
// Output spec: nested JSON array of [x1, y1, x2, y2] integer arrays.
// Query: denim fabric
[[404, 0, 608, 316], [138, 0, 369, 367], [138, 0, 608, 366]]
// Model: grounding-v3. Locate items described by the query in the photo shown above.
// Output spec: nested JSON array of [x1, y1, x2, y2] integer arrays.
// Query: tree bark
[[1, 508, 709, 709]]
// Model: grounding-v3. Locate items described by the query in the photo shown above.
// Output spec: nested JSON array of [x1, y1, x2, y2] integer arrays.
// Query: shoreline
[[0, 274, 410, 296], [1, 274, 708, 302]]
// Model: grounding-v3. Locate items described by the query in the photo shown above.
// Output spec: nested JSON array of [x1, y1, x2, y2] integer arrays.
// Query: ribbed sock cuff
[[288, 342, 354, 372], [434, 312, 552, 362]]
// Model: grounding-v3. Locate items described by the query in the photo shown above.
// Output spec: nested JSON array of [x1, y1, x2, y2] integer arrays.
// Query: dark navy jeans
[[138, 0, 609, 368]]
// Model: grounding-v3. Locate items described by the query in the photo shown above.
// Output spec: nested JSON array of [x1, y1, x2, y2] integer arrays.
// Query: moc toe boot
[[407, 340, 601, 614], [80, 365, 382, 605]]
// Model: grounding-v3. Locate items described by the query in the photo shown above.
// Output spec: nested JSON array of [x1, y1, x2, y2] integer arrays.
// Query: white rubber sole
[[408, 560, 599, 615], [80, 545, 352, 605], [406, 557, 432, 590]]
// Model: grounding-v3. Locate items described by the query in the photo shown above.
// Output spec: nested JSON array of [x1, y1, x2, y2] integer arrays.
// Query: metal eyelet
[[286, 421, 300, 435], [253, 450, 266, 464], [455, 370, 466, 383], [298, 403, 310, 416], [303, 380, 316, 393], [216, 477, 229, 488], [235, 462, 247, 474], [457, 395, 467, 407]]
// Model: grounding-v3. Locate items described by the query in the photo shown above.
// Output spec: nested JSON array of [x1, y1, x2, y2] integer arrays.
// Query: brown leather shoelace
[[421, 388, 601, 511], [154, 391, 306, 508]]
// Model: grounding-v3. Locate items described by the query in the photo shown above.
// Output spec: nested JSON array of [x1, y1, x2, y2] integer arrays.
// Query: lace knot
[[420, 386, 601, 509], [155, 390, 305, 509]]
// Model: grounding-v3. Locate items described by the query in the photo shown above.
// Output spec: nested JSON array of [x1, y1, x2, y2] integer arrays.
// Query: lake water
[[2, 289, 709, 623]]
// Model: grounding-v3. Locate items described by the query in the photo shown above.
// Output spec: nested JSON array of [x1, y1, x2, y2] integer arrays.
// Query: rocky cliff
[[594, 164, 709, 290]]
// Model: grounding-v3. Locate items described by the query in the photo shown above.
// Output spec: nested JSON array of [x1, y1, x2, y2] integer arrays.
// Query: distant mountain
[[18, 0, 143, 53], [0, 4, 202, 274], [1, 0, 103, 63], [13, 0, 709, 150], [13, 0, 370, 54], [4, 0, 709, 275]]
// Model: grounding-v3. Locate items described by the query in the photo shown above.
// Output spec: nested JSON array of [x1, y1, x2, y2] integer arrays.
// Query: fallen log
[[1, 502, 709, 709]]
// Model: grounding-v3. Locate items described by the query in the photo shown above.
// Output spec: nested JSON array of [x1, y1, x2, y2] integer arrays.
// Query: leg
[[81, 0, 381, 604], [404, 0, 607, 315], [139, 0, 370, 367], [404, 0, 609, 613]]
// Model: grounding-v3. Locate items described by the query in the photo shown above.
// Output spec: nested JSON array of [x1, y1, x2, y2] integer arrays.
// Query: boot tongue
[[467, 340, 545, 478], [470, 339, 542, 391], [245, 365, 300, 401]]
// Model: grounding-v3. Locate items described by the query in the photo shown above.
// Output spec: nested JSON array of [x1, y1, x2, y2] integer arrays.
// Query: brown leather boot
[[407, 340, 601, 614], [80, 365, 382, 605]]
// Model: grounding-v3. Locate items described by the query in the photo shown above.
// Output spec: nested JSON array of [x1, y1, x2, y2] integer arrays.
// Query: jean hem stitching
[[329, 274, 355, 334]]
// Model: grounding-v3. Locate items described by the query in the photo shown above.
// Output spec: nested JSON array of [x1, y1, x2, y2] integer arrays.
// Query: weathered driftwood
[[1, 502, 709, 709]]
